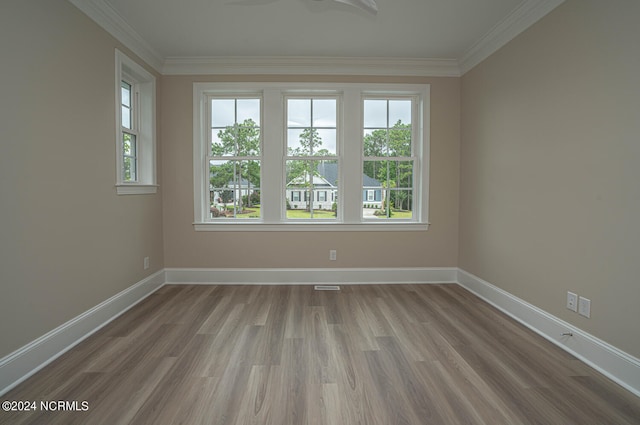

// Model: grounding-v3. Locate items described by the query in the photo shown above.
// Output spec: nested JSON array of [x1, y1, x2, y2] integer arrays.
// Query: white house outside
[[286, 163, 383, 210]]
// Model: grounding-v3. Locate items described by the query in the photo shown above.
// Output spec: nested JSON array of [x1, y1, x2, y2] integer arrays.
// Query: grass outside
[[286, 209, 336, 219], [234, 206, 261, 218], [386, 210, 413, 219], [219, 205, 412, 219]]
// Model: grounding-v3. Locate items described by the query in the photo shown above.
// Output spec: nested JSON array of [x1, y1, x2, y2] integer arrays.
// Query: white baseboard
[[457, 268, 640, 398], [164, 267, 458, 285], [3, 266, 638, 401], [0, 269, 165, 396]]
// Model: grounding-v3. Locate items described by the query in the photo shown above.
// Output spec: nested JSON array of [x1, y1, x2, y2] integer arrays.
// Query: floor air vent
[[314, 285, 341, 291]]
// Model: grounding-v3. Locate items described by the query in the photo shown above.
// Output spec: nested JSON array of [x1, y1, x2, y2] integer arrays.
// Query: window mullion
[[342, 88, 361, 223], [262, 88, 283, 223]]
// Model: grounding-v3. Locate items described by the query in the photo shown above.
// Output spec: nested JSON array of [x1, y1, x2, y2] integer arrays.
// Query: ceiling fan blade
[[226, 0, 280, 6], [333, 0, 378, 14]]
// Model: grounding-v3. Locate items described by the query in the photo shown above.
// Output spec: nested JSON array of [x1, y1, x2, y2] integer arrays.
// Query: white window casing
[[193, 82, 430, 231], [115, 49, 157, 195]]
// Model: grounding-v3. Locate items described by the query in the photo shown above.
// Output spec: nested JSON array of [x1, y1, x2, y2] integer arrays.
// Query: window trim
[[362, 96, 418, 221], [115, 49, 157, 195], [284, 94, 341, 222], [193, 82, 430, 231]]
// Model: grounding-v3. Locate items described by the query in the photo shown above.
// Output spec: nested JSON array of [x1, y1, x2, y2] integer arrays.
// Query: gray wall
[[0, 0, 164, 358], [459, 0, 640, 358]]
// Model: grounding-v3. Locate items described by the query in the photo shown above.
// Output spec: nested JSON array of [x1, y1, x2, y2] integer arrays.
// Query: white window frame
[[284, 94, 340, 222], [207, 95, 263, 219], [115, 49, 157, 195], [193, 82, 430, 231], [362, 96, 418, 221], [120, 80, 138, 182]]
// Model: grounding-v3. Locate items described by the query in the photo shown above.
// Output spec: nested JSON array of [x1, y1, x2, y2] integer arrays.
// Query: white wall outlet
[[144, 256, 150, 270], [567, 291, 578, 312], [578, 296, 591, 318], [329, 250, 337, 261]]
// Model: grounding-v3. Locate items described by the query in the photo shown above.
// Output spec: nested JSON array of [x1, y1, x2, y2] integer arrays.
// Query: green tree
[[287, 128, 327, 213], [363, 120, 413, 212]]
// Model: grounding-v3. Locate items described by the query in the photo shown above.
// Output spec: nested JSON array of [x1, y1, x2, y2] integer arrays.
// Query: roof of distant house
[[316, 162, 381, 187]]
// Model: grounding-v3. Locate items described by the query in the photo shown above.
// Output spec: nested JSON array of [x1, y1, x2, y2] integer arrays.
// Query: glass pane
[[287, 99, 311, 127], [391, 161, 413, 188], [236, 128, 260, 156], [312, 99, 336, 127], [363, 129, 388, 157], [121, 82, 131, 107], [123, 157, 136, 182], [389, 100, 412, 126], [121, 105, 131, 129], [209, 160, 261, 219], [363, 99, 387, 128], [288, 128, 324, 156], [286, 160, 338, 219], [211, 99, 235, 127], [211, 129, 231, 156], [389, 125, 411, 156], [237, 98, 260, 125], [211, 125, 260, 157], [389, 190, 413, 219], [314, 129, 336, 156], [363, 160, 386, 184], [123, 133, 137, 183], [287, 128, 306, 155], [123, 133, 136, 156]]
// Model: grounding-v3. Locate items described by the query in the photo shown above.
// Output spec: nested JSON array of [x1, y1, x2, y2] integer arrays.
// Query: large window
[[115, 50, 157, 194], [193, 83, 429, 231]]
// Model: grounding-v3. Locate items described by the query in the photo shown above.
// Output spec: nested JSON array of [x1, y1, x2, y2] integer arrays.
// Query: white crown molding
[[162, 56, 461, 77], [67, 0, 564, 77], [459, 0, 565, 75], [165, 267, 458, 285], [0, 270, 165, 396], [67, 0, 164, 72], [457, 268, 640, 398]]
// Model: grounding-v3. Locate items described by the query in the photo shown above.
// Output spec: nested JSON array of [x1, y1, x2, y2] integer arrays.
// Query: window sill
[[193, 222, 429, 232], [116, 184, 158, 195]]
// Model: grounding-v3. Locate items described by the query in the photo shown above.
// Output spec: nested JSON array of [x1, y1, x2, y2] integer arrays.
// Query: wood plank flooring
[[2, 284, 639, 425]]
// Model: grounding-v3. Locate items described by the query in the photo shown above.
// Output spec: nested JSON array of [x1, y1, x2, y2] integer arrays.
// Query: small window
[[120, 81, 138, 182], [115, 49, 157, 195]]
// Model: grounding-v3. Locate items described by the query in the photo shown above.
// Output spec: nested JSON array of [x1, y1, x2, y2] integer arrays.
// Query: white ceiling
[[69, 0, 564, 75]]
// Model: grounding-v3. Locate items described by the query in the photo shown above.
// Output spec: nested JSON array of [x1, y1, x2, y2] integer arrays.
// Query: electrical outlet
[[329, 250, 337, 261], [578, 296, 591, 318], [144, 256, 150, 270], [566, 291, 578, 312]]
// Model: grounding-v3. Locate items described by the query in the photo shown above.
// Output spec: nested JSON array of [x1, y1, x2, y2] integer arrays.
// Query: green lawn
[[286, 209, 336, 219], [222, 205, 412, 219], [234, 206, 261, 218], [388, 210, 413, 219]]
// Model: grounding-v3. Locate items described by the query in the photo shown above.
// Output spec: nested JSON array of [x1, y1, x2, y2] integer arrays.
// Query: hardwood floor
[[2, 284, 639, 425]]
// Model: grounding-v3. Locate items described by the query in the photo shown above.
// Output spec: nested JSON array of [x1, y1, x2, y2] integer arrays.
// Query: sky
[[210, 97, 412, 157]]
